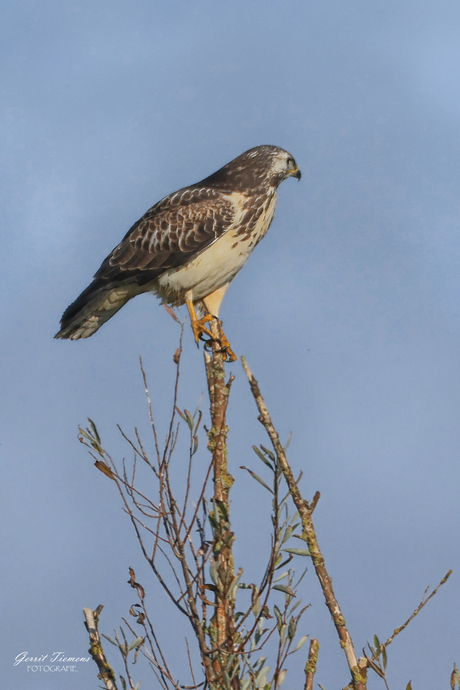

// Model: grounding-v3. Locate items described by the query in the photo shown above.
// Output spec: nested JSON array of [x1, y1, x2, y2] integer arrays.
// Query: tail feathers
[[55, 280, 137, 340]]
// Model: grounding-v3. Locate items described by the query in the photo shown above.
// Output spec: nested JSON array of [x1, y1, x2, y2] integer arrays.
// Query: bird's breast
[[156, 190, 278, 305]]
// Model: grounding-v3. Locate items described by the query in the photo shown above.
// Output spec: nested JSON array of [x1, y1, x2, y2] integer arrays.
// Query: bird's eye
[[287, 156, 294, 167]]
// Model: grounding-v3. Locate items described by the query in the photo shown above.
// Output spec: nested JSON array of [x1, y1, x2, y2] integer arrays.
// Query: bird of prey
[[55, 145, 301, 361]]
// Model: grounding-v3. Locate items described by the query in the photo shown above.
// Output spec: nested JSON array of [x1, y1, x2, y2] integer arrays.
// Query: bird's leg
[[186, 298, 214, 343], [185, 297, 237, 362], [201, 286, 237, 362]]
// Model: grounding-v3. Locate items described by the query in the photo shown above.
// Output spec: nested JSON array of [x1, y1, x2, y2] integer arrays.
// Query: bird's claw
[[192, 315, 214, 343], [215, 333, 237, 362], [196, 318, 237, 362], [202, 336, 237, 362]]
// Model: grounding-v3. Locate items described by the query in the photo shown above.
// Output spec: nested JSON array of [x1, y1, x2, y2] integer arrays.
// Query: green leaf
[[192, 435, 199, 455], [273, 605, 282, 621], [279, 623, 287, 645], [289, 600, 303, 616], [101, 633, 117, 646], [282, 525, 294, 544], [282, 547, 311, 556], [382, 645, 387, 670], [368, 645, 377, 659], [277, 668, 287, 686], [274, 554, 294, 570], [242, 467, 274, 494], [260, 445, 275, 462], [405, 682, 412, 690], [183, 409, 194, 431], [175, 407, 186, 421], [273, 571, 290, 583], [273, 584, 295, 596], [254, 627, 268, 645], [288, 618, 297, 639], [252, 445, 274, 469], [255, 665, 271, 688], [88, 418, 101, 444], [128, 637, 144, 652], [293, 635, 309, 652]]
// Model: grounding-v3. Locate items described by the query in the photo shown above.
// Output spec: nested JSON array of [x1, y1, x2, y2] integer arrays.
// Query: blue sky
[[2, 1, 460, 688]]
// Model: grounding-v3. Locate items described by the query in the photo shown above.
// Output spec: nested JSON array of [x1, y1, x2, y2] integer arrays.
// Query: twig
[[83, 605, 119, 690], [185, 637, 199, 689], [241, 356, 367, 690], [304, 638, 319, 690], [139, 356, 162, 466], [381, 570, 452, 652]]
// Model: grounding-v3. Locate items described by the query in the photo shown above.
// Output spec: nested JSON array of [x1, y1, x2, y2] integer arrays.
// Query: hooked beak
[[291, 166, 301, 181]]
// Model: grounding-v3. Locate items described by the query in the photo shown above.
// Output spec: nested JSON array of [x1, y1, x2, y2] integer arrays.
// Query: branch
[[203, 320, 237, 683], [83, 605, 119, 690], [304, 638, 319, 690], [241, 356, 367, 690]]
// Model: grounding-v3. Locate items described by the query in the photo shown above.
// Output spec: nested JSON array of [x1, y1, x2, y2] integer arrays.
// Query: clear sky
[[2, 1, 460, 688]]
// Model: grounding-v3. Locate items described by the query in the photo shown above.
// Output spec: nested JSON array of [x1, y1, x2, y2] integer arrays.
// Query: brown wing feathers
[[55, 188, 234, 339], [98, 190, 233, 280]]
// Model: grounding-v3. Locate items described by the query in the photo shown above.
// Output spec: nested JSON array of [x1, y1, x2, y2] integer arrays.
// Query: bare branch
[[381, 570, 452, 652], [83, 606, 119, 690], [241, 356, 367, 690]]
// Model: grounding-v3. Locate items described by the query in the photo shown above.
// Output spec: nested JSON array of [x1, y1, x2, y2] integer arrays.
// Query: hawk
[[55, 145, 301, 361]]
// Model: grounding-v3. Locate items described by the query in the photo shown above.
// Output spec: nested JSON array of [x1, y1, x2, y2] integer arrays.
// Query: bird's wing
[[94, 186, 237, 286]]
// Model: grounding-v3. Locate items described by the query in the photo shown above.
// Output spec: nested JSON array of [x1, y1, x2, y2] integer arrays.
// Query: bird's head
[[267, 147, 301, 185], [200, 145, 301, 192]]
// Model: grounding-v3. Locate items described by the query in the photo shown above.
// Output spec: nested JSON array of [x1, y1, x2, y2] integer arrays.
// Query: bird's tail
[[55, 280, 137, 340]]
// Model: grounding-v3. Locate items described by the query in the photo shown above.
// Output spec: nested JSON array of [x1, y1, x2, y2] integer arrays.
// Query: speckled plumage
[[55, 145, 300, 340]]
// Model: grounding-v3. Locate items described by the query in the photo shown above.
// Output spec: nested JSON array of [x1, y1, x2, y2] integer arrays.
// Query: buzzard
[[55, 145, 301, 361]]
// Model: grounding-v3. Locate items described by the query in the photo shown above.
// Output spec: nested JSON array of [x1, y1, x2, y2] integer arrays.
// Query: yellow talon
[[193, 314, 214, 343], [186, 298, 237, 361]]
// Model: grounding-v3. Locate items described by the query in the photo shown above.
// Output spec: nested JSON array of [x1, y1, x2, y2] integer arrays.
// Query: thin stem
[[378, 570, 452, 654]]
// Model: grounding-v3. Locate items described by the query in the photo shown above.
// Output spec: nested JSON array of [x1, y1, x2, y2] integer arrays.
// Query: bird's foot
[[202, 319, 237, 362], [187, 298, 236, 361], [215, 322, 237, 362], [192, 314, 214, 342]]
